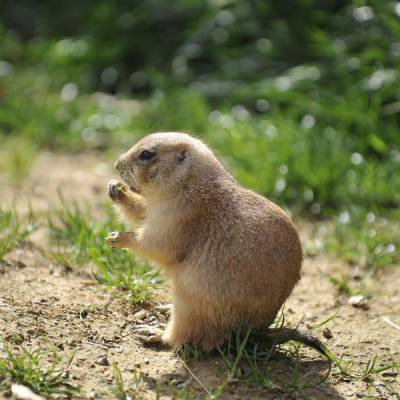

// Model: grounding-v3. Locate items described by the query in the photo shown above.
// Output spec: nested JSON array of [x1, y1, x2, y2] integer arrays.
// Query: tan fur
[[107, 132, 302, 350]]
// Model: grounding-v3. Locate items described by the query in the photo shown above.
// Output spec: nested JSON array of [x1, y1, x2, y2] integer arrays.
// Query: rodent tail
[[252, 328, 335, 361]]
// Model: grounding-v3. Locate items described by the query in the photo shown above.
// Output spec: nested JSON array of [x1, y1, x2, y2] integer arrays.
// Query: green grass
[[2, 66, 399, 279], [304, 212, 400, 295], [46, 195, 159, 303], [1, 63, 400, 266], [332, 352, 400, 381], [112, 362, 143, 400], [0, 137, 37, 183], [176, 326, 399, 399], [174, 309, 400, 398], [176, 312, 335, 399], [361, 355, 399, 380], [302, 211, 400, 289], [1, 1, 400, 235], [0, 206, 36, 261], [218, 329, 333, 395], [1, 61, 400, 220], [324, 215, 400, 273], [0, 341, 77, 397], [177, 332, 331, 398]]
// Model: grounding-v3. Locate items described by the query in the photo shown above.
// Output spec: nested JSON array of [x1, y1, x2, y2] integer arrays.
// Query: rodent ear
[[176, 149, 187, 163]]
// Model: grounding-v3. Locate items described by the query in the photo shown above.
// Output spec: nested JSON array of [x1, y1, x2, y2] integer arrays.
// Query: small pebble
[[133, 310, 147, 320], [96, 355, 109, 366], [11, 384, 45, 400], [144, 357, 150, 364], [348, 294, 369, 309], [382, 371, 398, 377], [113, 347, 123, 354], [323, 327, 333, 339]]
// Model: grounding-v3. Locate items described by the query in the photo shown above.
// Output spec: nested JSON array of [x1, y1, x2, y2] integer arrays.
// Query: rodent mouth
[[126, 179, 140, 193], [119, 168, 140, 193], [129, 185, 139, 193]]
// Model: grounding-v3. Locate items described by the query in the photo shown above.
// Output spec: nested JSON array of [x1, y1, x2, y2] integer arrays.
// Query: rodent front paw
[[106, 231, 121, 247], [107, 179, 127, 201]]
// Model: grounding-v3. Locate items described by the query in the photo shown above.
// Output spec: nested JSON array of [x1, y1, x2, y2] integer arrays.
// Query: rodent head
[[115, 132, 227, 200]]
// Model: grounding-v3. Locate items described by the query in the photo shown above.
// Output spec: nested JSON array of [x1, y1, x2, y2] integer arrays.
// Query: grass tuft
[[177, 317, 336, 399], [216, 328, 332, 397], [0, 137, 37, 183], [325, 216, 400, 273], [112, 362, 143, 400], [46, 196, 159, 303], [0, 341, 77, 397], [0, 206, 36, 261]]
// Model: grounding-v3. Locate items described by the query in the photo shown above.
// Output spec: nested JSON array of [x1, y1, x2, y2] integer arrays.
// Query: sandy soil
[[0, 153, 399, 399]]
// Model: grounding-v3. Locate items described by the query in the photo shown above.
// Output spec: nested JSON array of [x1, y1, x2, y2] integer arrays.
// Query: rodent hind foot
[[134, 325, 168, 348]]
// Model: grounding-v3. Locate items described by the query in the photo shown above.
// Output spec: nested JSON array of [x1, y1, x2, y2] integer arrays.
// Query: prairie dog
[[107, 132, 302, 350]]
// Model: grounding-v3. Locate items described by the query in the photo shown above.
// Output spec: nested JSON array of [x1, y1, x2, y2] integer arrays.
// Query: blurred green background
[[1, 0, 399, 219]]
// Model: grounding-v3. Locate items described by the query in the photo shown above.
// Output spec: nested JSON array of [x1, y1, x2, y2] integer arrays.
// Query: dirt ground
[[0, 153, 399, 399]]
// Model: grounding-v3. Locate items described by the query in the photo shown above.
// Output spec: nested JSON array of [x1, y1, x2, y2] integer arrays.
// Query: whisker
[[128, 168, 138, 189]]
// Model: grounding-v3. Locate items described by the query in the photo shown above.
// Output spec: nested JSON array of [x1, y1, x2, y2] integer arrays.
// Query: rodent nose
[[114, 157, 123, 171], [115, 152, 130, 171]]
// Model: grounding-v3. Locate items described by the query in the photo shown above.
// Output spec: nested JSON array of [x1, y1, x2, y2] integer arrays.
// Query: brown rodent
[[106, 132, 302, 351]]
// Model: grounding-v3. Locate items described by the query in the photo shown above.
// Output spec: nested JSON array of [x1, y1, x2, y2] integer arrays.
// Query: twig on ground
[[82, 340, 109, 350], [382, 317, 400, 331], [175, 350, 211, 396]]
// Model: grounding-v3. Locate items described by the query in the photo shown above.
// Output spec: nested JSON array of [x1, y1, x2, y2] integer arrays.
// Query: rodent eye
[[139, 150, 156, 160]]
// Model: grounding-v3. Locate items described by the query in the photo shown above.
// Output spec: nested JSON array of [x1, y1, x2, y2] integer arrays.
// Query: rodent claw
[[136, 334, 167, 348], [133, 326, 162, 337], [106, 231, 120, 247], [145, 334, 163, 343], [134, 326, 164, 346]]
